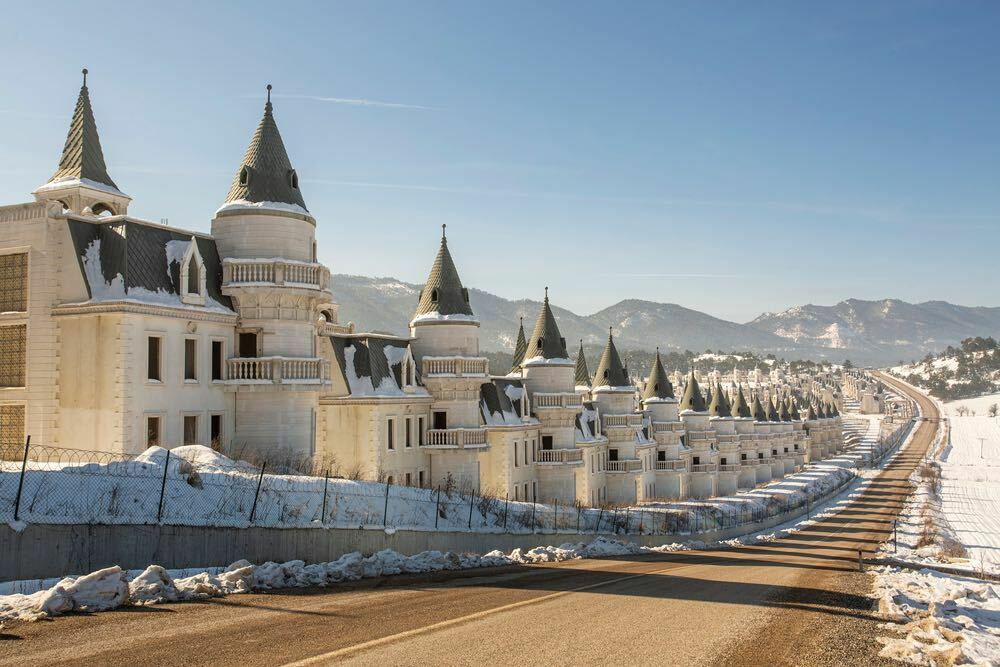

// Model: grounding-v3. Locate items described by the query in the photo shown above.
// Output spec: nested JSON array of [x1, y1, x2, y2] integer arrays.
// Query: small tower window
[[91, 202, 115, 217], [430, 289, 438, 302], [288, 169, 299, 189], [538, 337, 545, 349], [187, 260, 200, 296], [461, 287, 469, 303], [239, 166, 250, 186]]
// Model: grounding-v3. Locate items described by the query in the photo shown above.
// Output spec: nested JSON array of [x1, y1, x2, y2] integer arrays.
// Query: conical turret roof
[[591, 329, 630, 389], [642, 349, 674, 401], [767, 396, 781, 422], [704, 383, 714, 409], [46, 69, 119, 192], [224, 86, 307, 210], [709, 383, 732, 417], [510, 318, 527, 373], [788, 396, 802, 420], [778, 397, 791, 421], [679, 371, 708, 412], [751, 392, 768, 421], [524, 289, 569, 362], [574, 340, 591, 387], [731, 385, 752, 418], [413, 226, 475, 321], [806, 403, 818, 420]]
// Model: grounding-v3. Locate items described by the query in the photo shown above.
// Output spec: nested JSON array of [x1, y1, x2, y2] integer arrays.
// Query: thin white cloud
[[604, 273, 740, 279], [271, 94, 434, 111]]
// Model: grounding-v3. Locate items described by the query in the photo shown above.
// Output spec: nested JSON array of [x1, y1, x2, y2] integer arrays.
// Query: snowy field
[[942, 393, 1000, 417]]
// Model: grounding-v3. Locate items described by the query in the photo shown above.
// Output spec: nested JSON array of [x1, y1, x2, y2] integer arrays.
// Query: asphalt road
[[0, 373, 937, 666]]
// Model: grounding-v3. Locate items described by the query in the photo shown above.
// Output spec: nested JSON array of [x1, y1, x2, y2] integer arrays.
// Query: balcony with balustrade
[[652, 421, 685, 434], [421, 356, 489, 378], [654, 459, 687, 472], [690, 463, 718, 474], [536, 448, 585, 465], [223, 357, 328, 391], [602, 413, 644, 429], [606, 459, 644, 473], [420, 428, 489, 450], [222, 259, 331, 294], [533, 392, 585, 411]]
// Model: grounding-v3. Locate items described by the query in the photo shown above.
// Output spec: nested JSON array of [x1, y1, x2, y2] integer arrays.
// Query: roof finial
[[544, 286, 549, 301], [266, 83, 272, 104], [82, 68, 88, 87], [441, 223, 447, 240], [608, 325, 613, 340]]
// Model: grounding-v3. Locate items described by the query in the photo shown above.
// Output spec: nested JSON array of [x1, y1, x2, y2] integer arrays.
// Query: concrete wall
[[0, 474, 847, 583]]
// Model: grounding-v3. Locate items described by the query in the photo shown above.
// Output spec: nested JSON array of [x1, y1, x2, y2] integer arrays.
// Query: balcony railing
[[652, 422, 685, 434], [690, 463, 718, 473], [422, 428, 488, 449], [223, 259, 328, 290], [686, 430, 714, 442], [606, 459, 643, 473], [719, 464, 741, 473], [534, 392, 585, 409], [603, 414, 643, 428], [537, 448, 585, 464], [421, 357, 489, 377], [655, 459, 686, 471], [225, 357, 325, 385]]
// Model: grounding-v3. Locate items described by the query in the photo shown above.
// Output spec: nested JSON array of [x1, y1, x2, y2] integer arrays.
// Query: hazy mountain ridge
[[331, 276, 1000, 366]]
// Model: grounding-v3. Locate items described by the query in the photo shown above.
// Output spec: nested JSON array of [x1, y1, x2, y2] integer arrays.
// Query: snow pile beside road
[[874, 566, 1000, 665]]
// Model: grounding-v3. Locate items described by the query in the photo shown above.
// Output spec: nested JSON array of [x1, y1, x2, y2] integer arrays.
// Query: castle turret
[[641, 349, 676, 421], [509, 317, 527, 374], [408, 225, 480, 362], [590, 328, 632, 414], [34, 69, 131, 216], [574, 340, 591, 393], [520, 288, 573, 393]]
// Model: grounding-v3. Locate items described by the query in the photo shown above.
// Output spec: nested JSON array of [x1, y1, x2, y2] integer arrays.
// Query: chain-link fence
[[0, 439, 856, 537]]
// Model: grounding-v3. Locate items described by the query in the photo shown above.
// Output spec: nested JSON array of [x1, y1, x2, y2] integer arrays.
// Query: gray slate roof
[[678, 372, 708, 412], [225, 90, 308, 210], [67, 219, 231, 308], [413, 227, 475, 319], [574, 340, 591, 387], [708, 383, 732, 417], [767, 396, 781, 422], [510, 318, 527, 373], [48, 72, 118, 191], [524, 290, 568, 361], [751, 393, 769, 421], [329, 335, 416, 396], [591, 330, 630, 388], [731, 386, 752, 418], [642, 350, 674, 401], [480, 378, 529, 426]]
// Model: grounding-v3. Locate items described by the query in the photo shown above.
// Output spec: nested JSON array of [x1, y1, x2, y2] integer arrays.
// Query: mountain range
[[330, 274, 1000, 367]]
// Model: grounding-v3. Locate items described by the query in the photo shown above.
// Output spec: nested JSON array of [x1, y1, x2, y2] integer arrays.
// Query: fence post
[[893, 520, 897, 553], [249, 462, 266, 524], [435, 486, 442, 529], [625, 507, 630, 534], [576, 505, 581, 534], [13, 435, 30, 522], [612, 508, 619, 534], [383, 479, 391, 528], [554, 500, 559, 533], [156, 449, 171, 523], [596, 507, 604, 534], [320, 471, 329, 525], [638, 509, 644, 535], [530, 499, 536, 533], [503, 493, 509, 532], [467, 489, 475, 530]]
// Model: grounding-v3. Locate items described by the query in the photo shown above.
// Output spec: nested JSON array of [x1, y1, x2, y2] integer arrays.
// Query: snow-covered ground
[[873, 393, 1000, 665], [942, 393, 1000, 417]]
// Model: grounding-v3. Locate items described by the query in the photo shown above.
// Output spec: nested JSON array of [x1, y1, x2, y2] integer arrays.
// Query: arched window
[[288, 169, 299, 189], [91, 202, 115, 217], [430, 289, 438, 302], [187, 259, 200, 296], [604, 369, 609, 379], [239, 166, 250, 186], [538, 337, 545, 350]]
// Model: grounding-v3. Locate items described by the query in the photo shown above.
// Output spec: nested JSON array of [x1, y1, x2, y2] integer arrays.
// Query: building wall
[[211, 210, 316, 263]]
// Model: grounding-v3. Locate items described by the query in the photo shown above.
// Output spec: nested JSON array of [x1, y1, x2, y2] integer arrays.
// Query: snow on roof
[[335, 336, 428, 398], [215, 200, 311, 217], [480, 378, 536, 427]]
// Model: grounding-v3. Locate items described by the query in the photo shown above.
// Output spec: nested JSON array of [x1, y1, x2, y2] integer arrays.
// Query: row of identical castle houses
[[0, 73, 843, 506]]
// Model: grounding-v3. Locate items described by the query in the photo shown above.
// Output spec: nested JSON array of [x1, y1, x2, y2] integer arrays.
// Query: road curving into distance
[[0, 372, 939, 666]]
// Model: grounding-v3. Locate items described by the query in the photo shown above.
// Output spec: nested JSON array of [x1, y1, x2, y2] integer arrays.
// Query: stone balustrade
[[652, 422, 685, 433], [422, 428, 488, 449], [533, 392, 584, 409], [536, 448, 584, 464], [421, 356, 489, 377], [719, 464, 741, 473], [606, 459, 643, 473], [223, 259, 328, 290], [603, 414, 644, 428], [225, 357, 325, 385], [690, 463, 718, 473], [654, 459, 686, 471]]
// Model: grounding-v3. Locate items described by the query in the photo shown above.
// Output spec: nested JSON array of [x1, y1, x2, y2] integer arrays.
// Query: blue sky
[[2, 1, 998, 322]]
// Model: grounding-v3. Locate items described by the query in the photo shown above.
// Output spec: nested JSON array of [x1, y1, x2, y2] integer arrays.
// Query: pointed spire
[[778, 397, 791, 421], [642, 348, 674, 401], [413, 225, 475, 320], [806, 403, 818, 421], [574, 339, 592, 388], [731, 385, 752, 418], [524, 288, 569, 361], [788, 396, 802, 421], [224, 84, 307, 210], [750, 391, 768, 421], [46, 68, 119, 191], [709, 382, 732, 417], [509, 317, 527, 373], [592, 328, 629, 389], [704, 383, 714, 409], [679, 371, 707, 412], [767, 396, 781, 422]]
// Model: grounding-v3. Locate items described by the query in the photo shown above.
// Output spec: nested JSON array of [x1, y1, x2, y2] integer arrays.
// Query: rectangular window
[[418, 470, 425, 487], [0, 404, 25, 452], [657, 450, 666, 461], [211, 341, 224, 381], [532, 482, 536, 502], [210, 414, 223, 448], [184, 339, 197, 381], [432, 411, 447, 430], [146, 416, 161, 447], [541, 435, 553, 450], [405, 472, 412, 487], [721, 457, 727, 466], [523, 441, 528, 465], [238, 332, 258, 358], [147, 336, 161, 382], [0, 253, 27, 313], [693, 455, 700, 465], [405, 417, 412, 448], [609, 449, 619, 462], [183, 415, 198, 445], [514, 442, 519, 467], [418, 417, 425, 446], [741, 452, 747, 460], [0, 325, 26, 388], [387, 418, 395, 450]]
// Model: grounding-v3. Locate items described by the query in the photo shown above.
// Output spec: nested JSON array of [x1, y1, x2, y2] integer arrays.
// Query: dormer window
[[538, 337, 545, 349], [288, 169, 299, 189], [461, 287, 469, 303], [179, 237, 207, 306], [239, 166, 250, 186], [430, 289, 438, 303]]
